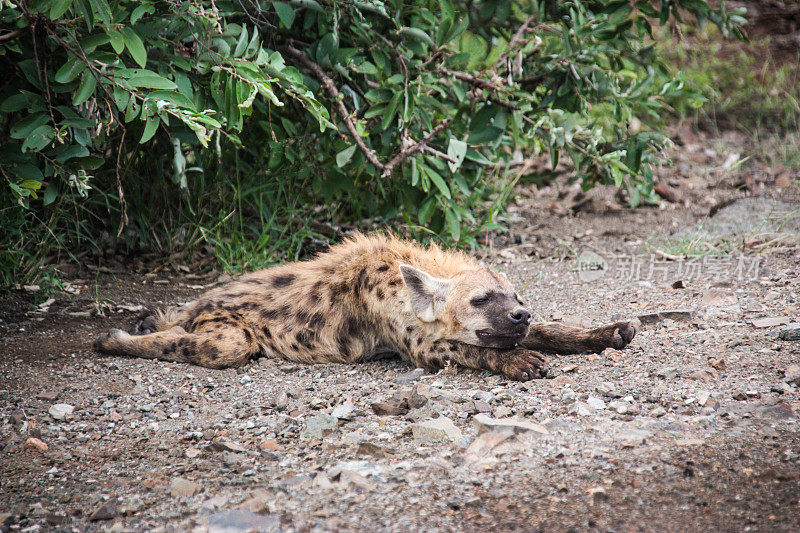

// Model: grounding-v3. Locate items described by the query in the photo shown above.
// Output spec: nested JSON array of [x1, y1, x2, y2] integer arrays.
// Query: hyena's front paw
[[499, 349, 549, 381], [93, 329, 128, 354], [594, 321, 637, 350]]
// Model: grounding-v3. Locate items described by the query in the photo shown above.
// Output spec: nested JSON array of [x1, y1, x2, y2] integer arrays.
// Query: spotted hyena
[[94, 234, 636, 381]]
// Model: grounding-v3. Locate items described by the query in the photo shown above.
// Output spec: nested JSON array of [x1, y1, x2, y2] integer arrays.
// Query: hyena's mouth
[[476, 329, 526, 348]]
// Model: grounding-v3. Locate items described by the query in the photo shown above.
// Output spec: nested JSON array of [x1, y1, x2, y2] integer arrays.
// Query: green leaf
[[1, 93, 29, 113], [423, 164, 451, 199], [397, 27, 435, 47], [53, 144, 90, 162], [273, 1, 296, 27], [336, 145, 357, 168], [122, 27, 147, 67], [21, 125, 56, 152], [43, 182, 58, 205], [128, 74, 177, 90], [444, 208, 461, 241], [446, 138, 467, 173], [73, 72, 98, 105], [88, 0, 113, 25], [145, 90, 195, 108], [12, 163, 44, 181], [50, 0, 73, 19], [140, 115, 159, 143], [107, 30, 125, 53], [130, 3, 154, 24], [54, 57, 85, 84], [10, 113, 49, 139], [234, 26, 249, 58]]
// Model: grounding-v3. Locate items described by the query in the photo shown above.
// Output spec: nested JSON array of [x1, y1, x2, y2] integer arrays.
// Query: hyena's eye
[[470, 295, 490, 307]]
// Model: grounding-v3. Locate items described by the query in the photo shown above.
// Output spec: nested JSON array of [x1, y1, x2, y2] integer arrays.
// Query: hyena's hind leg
[[94, 326, 257, 369], [520, 321, 637, 354]]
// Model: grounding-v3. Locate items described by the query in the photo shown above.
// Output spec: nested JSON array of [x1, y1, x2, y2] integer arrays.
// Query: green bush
[[0, 0, 744, 286]]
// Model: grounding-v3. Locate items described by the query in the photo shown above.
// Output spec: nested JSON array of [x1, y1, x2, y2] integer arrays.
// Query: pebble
[[412, 417, 462, 442], [570, 401, 594, 416], [36, 391, 59, 401], [371, 402, 407, 416], [48, 403, 74, 420], [608, 400, 629, 414], [656, 367, 679, 380]]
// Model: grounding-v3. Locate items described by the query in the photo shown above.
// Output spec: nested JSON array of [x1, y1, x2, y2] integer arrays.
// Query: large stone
[[472, 414, 549, 437], [637, 309, 696, 325], [331, 404, 356, 420], [412, 417, 462, 442], [48, 403, 74, 420], [89, 501, 117, 521]]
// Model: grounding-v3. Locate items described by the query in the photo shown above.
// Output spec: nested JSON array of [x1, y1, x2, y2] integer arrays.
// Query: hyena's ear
[[399, 264, 453, 323]]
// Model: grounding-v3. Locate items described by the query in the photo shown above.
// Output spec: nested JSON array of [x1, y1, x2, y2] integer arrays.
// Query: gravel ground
[[2, 138, 800, 532]]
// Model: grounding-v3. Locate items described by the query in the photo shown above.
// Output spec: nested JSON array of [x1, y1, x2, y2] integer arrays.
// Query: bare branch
[[381, 118, 452, 178], [282, 45, 385, 172], [422, 145, 457, 164]]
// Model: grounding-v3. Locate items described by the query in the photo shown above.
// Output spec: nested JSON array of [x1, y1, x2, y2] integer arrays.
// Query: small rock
[[587, 487, 608, 504], [356, 442, 387, 458], [331, 404, 356, 420], [203, 510, 280, 533], [586, 396, 606, 410], [751, 316, 790, 328], [371, 402, 407, 416], [48, 403, 74, 420], [36, 391, 59, 401], [638, 309, 695, 325], [570, 401, 594, 416], [696, 390, 711, 406], [210, 437, 247, 453], [708, 358, 726, 370], [394, 368, 426, 384], [674, 438, 706, 446], [688, 368, 718, 382], [656, 367, 679, 380], [779, 323, 800, 341], [492, 405, 513, 418], [616, 429, 650, 447], [168, 477, 201, 498], [784, 365, 800, 386], [89, 501, 117, 521], [412, 417, 462, 442], [25, 437, 48, 452], [300, 413, 337, 439], [608, 400, 629, 414], [473, 400, 491, 413], [759, 404, 795, 420], [472, 413, 549, 436], [732, 390, 748, 401], [185, 447, 202, 459], [651, 406, 667, 417], [274, 391, 289, 411], [117, 495, 144, 515]]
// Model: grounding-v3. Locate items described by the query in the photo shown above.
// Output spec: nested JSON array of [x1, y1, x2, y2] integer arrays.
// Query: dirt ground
[[2, 130, 800, 532]]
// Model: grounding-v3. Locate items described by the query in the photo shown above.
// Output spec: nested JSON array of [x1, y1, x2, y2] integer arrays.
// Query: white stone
[[48, 403, 74, 420], [472, 414, 549, 437]]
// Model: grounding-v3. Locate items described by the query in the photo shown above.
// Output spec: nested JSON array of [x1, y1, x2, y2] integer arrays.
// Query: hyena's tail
[[129, 306, 186, 335]]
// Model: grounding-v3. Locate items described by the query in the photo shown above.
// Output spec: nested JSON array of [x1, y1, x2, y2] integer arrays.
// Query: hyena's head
[[400, 263, 531, 348]]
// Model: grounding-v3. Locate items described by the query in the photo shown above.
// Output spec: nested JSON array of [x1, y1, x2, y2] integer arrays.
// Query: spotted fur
[[94, 234, 636, 380]]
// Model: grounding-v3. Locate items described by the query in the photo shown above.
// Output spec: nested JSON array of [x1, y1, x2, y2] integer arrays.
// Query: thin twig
[[381, 118, 452, 178], [282, 45, 385, 171], [422, 145, 457, 164]]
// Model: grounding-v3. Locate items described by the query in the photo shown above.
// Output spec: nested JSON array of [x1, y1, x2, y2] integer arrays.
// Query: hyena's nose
[[509, 308, 531, 325]]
